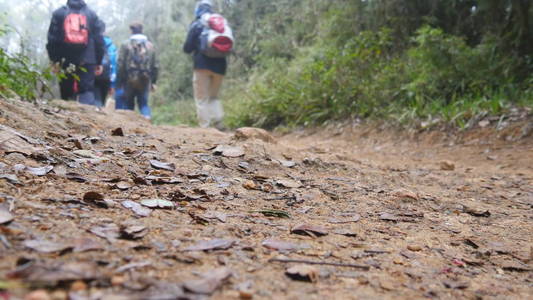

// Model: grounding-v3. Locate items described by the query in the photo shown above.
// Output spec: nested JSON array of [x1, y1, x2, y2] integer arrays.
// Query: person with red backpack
[[183, 0, 233, 129], [46, 0, 105, 107]]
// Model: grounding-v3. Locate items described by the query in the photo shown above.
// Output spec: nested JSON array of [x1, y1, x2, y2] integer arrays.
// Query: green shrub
[[0, 24, 51, 100], [226, 24, 532, 129]]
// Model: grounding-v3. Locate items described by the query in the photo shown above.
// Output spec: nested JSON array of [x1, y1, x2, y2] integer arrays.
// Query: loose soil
[[0, 98, 531, 300]]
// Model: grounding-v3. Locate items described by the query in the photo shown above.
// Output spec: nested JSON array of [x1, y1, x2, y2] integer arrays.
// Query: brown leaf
[[328, 214, 361, 224], [443, 279, 469, 289], [285, 265, 319, 282], [440, 160, 455, 171], [464, 207, 491, 217], [89, 223, 120, 242], [115, 261, 151, 273], [183, 267, 232, 295], [26, 166, 54, 176], [392, 189, 419, 201], [291, 224, 328, 237], [72, 237, 104, 253], [0, 207, 14, 224], [242, 180, 257, 190], [0, 126, 39, 155], [8, 260, 99, 283], [111, 128, 124, 136], [184, 239, 236, 252], [140, 199, 175, 209], [379, 212, 399, 222], [213, 145, 245, 158], [333, 229, 357, 237], [262, 238, 302, 252], [122, 200, 152, 217], [0, 174, 21, 185], [149, 160, 176, 171], [146, 176, 183, 185], [280, 160, 296, 168], [113, 181, 132, 190], [203, 211, 227, 223], [120, 225, 148, 240], [66, 173, 88, 183], [276, 179, 302, 188], [23, 239, 72, 253], [82, 191, 106, 206]]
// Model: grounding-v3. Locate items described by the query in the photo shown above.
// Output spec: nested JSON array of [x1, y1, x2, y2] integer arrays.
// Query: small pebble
[[407, 245, 423, 252]]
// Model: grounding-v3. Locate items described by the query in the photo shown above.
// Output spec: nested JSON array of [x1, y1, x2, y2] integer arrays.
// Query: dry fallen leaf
[[285, 265, 319, 282], [276, 179, 302, 188], [23, 239, 72, 254], [149, 160, 176, 171], [262, 239, 302, 252], [120, 225, 148, 240], [291, 224, 328, 237], [440, 160, 455, 171], [122, 200, 152, 217], [213, 145, 245, 158], [183, 267, 232, 295], [140, 199, 175, 209], [392, 189, 419, 201], [0, 207, 14, 224], [184, 239, 236, 252], [26, 166, 54, 176]]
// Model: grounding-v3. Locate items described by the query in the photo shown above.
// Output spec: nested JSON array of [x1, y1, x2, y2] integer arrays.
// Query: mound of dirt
[[0, 98, 531, 299]]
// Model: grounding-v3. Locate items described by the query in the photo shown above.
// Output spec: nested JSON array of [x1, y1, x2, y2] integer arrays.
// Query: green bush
[[226, 24, 532, 129], [0, 24, 51, 100]]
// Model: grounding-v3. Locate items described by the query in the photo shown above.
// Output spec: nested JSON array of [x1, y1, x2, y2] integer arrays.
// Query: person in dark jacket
[[46, 0, 105, 106], [117, 22, 158, 120], [183, 0, 228, 129]]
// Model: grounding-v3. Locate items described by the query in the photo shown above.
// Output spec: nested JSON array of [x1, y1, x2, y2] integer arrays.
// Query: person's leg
[[59, 72, 76, 100], [207, 71, 225, 129], [95, 80, 110, 106], [193, 69, 212, 128], [93, 80, 104, 106], [77, 64, 100, 107], [122, 85, 136, 111], [137, 84, 152, 119]]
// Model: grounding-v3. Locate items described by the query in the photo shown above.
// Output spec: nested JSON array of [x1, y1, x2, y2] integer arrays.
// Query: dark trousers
[[59, 64, 100, 107], [94, 79, 111, 106]]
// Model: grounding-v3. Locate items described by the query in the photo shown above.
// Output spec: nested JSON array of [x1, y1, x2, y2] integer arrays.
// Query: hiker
[[183, 0, 233, 129], [117, 22, 158, 120], [94, 21, 117, 106], [46, 0, 105, 106]]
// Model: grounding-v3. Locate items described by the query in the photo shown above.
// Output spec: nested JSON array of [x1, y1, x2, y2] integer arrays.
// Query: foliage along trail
[[0, 99, 531, 299]]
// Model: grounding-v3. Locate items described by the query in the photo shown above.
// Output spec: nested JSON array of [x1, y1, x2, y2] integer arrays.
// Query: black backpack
[[126, 39, 152, 88]]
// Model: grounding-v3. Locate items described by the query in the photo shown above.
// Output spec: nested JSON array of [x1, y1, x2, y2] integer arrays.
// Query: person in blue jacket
[[94, 22, 117, 106], [183, 0, 228, 129]]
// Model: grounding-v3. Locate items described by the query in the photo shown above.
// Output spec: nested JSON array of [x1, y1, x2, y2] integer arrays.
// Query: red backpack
[[63, 10, 89, 46], [200, 13, 234, 58]]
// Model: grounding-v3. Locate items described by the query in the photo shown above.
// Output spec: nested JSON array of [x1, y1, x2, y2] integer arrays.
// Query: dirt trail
[[0, 99, 531, 300]]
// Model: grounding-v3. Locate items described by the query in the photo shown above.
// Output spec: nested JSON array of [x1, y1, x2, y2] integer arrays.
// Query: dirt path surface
[[0, 99, 531, 300]]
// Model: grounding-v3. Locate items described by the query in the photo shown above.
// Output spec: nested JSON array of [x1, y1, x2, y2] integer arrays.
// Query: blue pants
[[117, 84, 151, 118]]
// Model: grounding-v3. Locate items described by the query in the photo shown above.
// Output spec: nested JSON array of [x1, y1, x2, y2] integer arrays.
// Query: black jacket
[[183, 18, 227, 76], [46, 0, 105, 66]]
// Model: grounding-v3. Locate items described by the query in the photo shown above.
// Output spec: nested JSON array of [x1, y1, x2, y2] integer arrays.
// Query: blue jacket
[[183, 4, 227, 76], [103, 36, 118, 88]]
